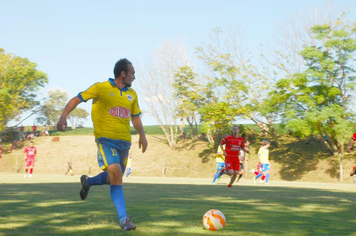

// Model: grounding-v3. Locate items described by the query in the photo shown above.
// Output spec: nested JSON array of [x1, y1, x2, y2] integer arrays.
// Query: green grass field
[[1, 174, 355, 236]]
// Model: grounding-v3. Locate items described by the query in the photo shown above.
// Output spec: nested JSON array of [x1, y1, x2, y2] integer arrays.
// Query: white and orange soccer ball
[[202, 209, 226, 231]]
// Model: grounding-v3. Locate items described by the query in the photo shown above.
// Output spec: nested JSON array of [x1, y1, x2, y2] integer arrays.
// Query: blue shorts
[[96, 137, 131, 174], [216, 162, 225, 172], [261, 163, 270, 172]]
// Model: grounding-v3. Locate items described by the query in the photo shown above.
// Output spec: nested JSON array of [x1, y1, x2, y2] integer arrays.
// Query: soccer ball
[[202, 209, 226, 231]]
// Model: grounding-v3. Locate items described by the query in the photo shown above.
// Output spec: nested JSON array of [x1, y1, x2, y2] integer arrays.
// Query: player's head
[[30, 141, 34, 146], [232, 125, 240, 136], [114, 58, 132, 78], [262, 139, 270, 147], [113, 58, 135, 88]]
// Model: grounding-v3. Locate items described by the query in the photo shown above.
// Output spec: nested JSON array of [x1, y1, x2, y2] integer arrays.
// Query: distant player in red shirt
[[220, 125, 249, 189], [24, 141, 37, 178], [346, 132, 356, 176], [32, 124, 37, 135], [249, 162, 266, 182]]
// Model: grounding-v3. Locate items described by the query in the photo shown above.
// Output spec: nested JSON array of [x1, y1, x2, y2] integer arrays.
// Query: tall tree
[[0, 48, 48, 130], [173, 66, 202, 139], [196, 27, 281, 145], [139, 39, 189, 149], [36, 89, 68, 126], [271, 18, 356, 181], [68, 108, 89, 129]]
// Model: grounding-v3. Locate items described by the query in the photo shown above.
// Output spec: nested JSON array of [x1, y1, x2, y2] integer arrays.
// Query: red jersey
[[24, 146, 36, 159], [352, 133, 356, 141], [0, 148, 2, 157], [32, 125, 37, 132], [221, 135, 245, 159]]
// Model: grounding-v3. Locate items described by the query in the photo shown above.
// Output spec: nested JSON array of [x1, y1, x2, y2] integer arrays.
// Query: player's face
[[123, 64, 135, 88], [232, 126, 239, 136]]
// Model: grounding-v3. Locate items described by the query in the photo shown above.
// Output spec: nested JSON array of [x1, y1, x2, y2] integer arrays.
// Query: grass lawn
[[0, 174, 356, 235]]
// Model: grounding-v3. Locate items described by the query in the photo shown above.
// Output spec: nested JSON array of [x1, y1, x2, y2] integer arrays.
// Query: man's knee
[[107, 164, 123, 185]]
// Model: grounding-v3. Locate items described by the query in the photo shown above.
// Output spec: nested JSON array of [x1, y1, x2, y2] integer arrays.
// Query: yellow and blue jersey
[[258, 146, 269, 164], [216, 145, 225, 163], [78, 78, 141, 142]]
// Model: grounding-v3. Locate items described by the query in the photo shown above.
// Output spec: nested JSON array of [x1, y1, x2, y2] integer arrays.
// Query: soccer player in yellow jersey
[[57, 59, 147, 231], [212, 145, 226, 184], [254, 140, 271, 185]]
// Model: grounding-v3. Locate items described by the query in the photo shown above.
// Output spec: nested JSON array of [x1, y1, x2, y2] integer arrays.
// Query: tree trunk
[[339, 141, 344, 182], [207, 129, 214, 145], [266, 120, 280, 147], [159, 123, 177, 149], [269, 125, 280, 147], [186, 116, 194, 139]]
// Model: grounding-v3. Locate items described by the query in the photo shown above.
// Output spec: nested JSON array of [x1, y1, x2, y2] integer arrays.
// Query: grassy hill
[[1, 131, 356, 183]]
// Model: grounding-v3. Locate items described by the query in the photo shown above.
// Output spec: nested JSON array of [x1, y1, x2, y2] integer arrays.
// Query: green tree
[[68, 108, 89, 129], [271, 19, 356, 181], [196, 28, 281, 145], [173, 66, 203, 139], [36, 89, 68, 125], [0, 48, 48, 130]]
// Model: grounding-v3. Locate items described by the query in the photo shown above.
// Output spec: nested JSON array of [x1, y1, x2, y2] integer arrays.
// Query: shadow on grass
[[0, 182, 355, 236]]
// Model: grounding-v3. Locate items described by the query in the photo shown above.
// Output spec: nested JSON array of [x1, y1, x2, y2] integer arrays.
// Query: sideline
[[0, 173, 355, 192]]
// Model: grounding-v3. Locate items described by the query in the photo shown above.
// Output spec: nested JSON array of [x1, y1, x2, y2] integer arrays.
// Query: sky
[[1, 0, 356, 128]]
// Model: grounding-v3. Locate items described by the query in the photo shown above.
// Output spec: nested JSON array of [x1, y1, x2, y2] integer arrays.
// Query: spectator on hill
[[42, 125, 49, 136], [24, 141, 37, 178], [32, 124, 37, 135], [56, 58, 148, 231], [27, 132, 35, 140]]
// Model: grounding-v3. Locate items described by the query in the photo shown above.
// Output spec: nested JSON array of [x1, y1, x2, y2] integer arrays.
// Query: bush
[[0, 127, 20, 142]]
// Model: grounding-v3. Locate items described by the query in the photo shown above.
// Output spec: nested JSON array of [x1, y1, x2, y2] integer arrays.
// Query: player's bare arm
[[346, 138, 355, 153], [243, 147, 250, 154], [57, 96, 82, 131], [220, 144, 227, 156], [132, 116, 148, 153]]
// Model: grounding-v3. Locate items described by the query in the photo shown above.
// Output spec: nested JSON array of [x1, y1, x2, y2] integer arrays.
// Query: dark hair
[[113, 58, 132, 78], [262, 140, 270, 146]]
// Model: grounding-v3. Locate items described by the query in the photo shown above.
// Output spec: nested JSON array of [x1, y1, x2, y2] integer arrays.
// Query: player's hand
[[139, 135, 148, 153], [56, 118, 67, 131], [346, 146, 352, 153]]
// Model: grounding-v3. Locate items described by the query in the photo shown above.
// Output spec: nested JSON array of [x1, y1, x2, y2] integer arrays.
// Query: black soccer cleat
[[79, 175, 90, 200], [121, 216, 137, 231]]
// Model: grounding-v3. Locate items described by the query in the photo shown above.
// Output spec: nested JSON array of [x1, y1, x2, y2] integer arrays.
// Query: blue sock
[[86, 172, 108, 187], [255, 173, 263, 180], [212, 172, 220, 182], [110, 185, 127, 226], [266, 173, 270, 183]]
